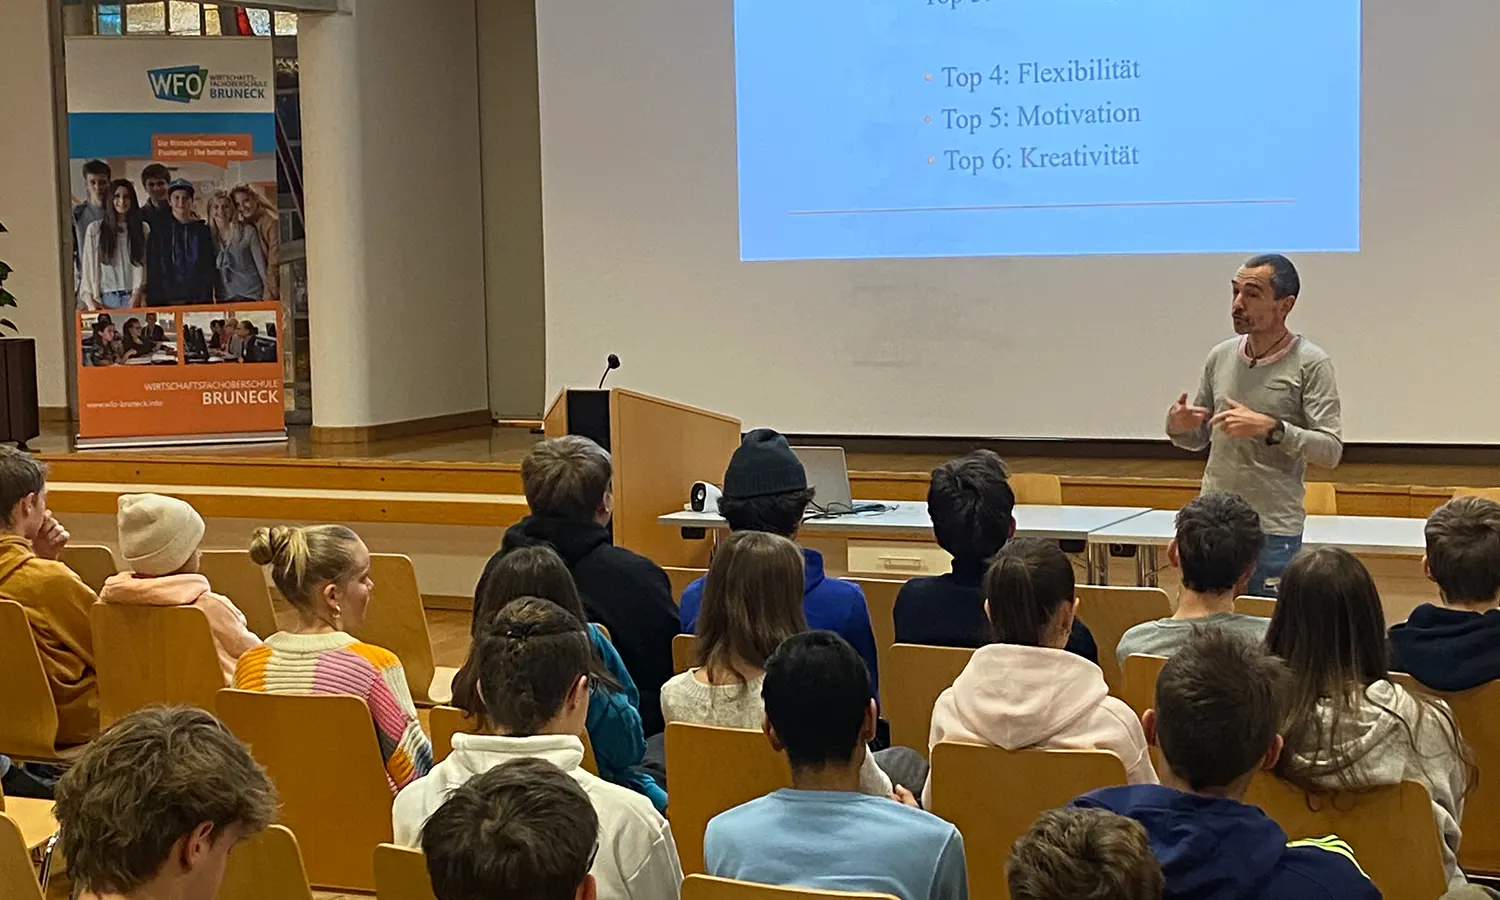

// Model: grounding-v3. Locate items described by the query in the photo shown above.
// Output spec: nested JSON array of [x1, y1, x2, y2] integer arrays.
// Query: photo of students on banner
[[81, 311, 179, 367], [182, 308, 277, 364]]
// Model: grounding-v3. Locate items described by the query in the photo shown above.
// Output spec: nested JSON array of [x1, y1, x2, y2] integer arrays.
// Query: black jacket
[[1389, 603, 1500, 692], [486, 515, 679, 735]]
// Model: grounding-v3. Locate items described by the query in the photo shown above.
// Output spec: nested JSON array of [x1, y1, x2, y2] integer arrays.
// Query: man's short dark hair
[[1153, 628, 1287, 791], [476, 597, 592, 734], [928, 450, 1015, 561], [423, 758, 598, 900], [82, 159, 111, 178], [1174, 493, 1264, 593], [1426, 497, 1500, 604], [0, 446, 46, 527], [521, 436, 612, 521], [719, 488, 814, 538], [762, 631, 869, 769], [1243, 253, 1300, 300], [1008, 808, 1164, 900], [140, 163, 171, 183]]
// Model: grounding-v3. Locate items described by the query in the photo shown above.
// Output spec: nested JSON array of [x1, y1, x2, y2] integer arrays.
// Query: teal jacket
[[587, 624, 668, 811]]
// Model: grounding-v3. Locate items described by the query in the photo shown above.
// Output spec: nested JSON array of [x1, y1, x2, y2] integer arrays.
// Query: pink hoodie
[[922, 643, 1157, 806], [99, 573, 262, 682]]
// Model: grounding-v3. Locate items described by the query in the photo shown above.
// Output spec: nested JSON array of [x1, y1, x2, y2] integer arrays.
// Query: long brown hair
[[99, 179, 146, 267], [985, 537, 1075, 646], [694, 530, 806, 686], [1266, 546, 1473, 793]]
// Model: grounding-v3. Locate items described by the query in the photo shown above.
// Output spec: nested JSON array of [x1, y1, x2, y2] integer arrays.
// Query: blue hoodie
[[1073, 785, 1381, 900], [1389, 603, 1500, 692]]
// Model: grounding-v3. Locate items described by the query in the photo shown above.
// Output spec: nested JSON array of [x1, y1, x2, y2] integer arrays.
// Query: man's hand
[[1210, 398, 1277, 438], [888, 785, 920, 809], [31, 511, 70, 560], [1167, 392, 1211, 434]]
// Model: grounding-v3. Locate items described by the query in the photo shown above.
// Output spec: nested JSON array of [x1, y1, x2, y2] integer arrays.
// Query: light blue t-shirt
[[705, 789, 968, 900]]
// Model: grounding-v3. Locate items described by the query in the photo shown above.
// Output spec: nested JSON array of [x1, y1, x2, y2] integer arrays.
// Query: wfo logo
[[147, 65, 209, 104]]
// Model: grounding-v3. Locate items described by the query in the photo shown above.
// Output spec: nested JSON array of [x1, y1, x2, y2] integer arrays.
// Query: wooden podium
[[543, 388, 741, 568]]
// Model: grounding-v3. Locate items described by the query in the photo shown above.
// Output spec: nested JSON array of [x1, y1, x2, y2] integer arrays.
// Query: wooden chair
[[428, 704, 600, 775], [1010, 473, 1063, 506], [1389, 673, 1500, 874], [58, 544, 116, 593], [673, 632, 696, 674], [1452, 487, 1500, 503], [217, 824, 313, 900], [665, 722, 790, 875], [928, 742, 1128, 900], [0, 785, 56, 854], [91, 603, 225, 728], [1304, 481, 1339, 515], [352, 554, 453, 706], [1245, 775, 1447, 900], [0, 600, 75, 763], [884, 644, 974, 755], [664, 566, 707, 603], [845, 577, 903, 682], [1074, 586, 1172, 695], [1120, 654, 1167, 721], [199, 549, 279, 639], [0, 814, 43, 900], [1235, 595, 1277, 618], [216, 689, 394, 892], [683, 874, 898, 900], [375, 843, 438, 900]]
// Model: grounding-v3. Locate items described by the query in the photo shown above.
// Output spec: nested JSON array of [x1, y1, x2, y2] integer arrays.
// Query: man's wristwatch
[[1266, 419, 1287, 446]]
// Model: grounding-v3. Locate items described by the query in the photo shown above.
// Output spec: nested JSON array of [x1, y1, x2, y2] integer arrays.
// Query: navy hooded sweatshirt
[[1073, 785, 1381, 900], [1389, 603, 1500, 692]]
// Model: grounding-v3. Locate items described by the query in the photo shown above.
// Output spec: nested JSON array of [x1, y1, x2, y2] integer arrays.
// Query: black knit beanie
[[723, 429, 807, 500]]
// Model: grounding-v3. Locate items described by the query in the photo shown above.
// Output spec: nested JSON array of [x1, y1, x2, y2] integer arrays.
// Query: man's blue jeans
[[1250, 533, 1303, 598]]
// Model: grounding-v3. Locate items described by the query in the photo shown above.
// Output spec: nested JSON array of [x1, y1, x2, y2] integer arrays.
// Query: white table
[[659, 502, 1151, 582]]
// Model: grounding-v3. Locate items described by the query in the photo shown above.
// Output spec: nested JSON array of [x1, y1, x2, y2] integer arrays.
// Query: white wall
[[300, 0, 489, 429], [0, 0, 72, 411]]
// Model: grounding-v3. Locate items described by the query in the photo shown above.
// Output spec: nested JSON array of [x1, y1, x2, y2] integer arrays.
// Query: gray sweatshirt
[[1167, 336, 1342, 535], [214, 223, 267, 302]]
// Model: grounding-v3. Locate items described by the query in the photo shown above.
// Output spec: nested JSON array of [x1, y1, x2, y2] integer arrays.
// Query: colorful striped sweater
[[233, 631, 434, 793]]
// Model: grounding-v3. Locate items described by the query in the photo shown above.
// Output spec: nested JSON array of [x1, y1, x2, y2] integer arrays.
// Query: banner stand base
[[74, 431, 289, 451]]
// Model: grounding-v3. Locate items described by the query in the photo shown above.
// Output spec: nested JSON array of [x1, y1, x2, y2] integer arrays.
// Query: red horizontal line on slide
[[786, 198, 1298, 216]]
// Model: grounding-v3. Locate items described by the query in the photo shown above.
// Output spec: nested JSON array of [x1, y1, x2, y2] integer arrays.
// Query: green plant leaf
[[0, 319, 16, 334], [0, 290, 15, 308]]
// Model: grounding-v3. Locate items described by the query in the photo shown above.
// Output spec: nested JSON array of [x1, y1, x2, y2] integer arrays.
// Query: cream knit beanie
[[117, 493, 205, 576]]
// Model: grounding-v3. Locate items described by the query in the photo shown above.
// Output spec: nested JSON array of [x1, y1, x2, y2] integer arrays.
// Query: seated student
[[1389, 496, 1500, 691], [0, 445, 98, 745], [662, 530, 898, 795], [53, 706, 277, 900], [894, 450, 1097, 662], [1269, 546, 1472, 891], [422, 757, 600, 900], [1073, 630, 1379, 900], [1116, 492, 1268, 667], [1007, 807, 1164, 900], [394, 597, 682, 900], [680, 429, 882, 700], [704, 632, 967, 900], [233, 524, 433, 792], [452, 544, 664, 812], [99, 493, 260, 681], [486, 435, 679, 736], [925, 538, 1156, 806]]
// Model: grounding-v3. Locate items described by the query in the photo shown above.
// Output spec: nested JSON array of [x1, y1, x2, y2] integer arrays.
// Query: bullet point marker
[[927, 157, 935, 164], [925, 73, 932, 81], [924, 115, 932, 123]]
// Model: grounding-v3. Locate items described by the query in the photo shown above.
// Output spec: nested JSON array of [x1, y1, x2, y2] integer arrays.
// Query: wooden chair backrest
[[1074, 586, 1172, 694], [1010, 473, 1063, 506], [928, 742, 1129, 900], [0, 814, 43, 900], [884, 644, 974, 755], [1244, 775, 1447, 900], [845, 577, 903, 681], [1304, 482, 1339, 515], [352, 554, 437, 705], [0, 787, 57, 853], [1389, 673, 1500, 874], [665, 722, 790, 875], [199, 549, 279, 639], [217, 824, 313, 900], [1120, 654, 1167, 721], [1452, 487, 1500, 503], [428, 705, 599, 775], [1235, 595, 1277, 618], [0, 600, 60, 760], [58, 544, 116, 594], [91, 603, 224, 728], [683, 875, 898, 900], [673, 632, 695, 675], [375, 843, 438, 900], [664, 567, 706, 603], [216, 689, 394, 892]]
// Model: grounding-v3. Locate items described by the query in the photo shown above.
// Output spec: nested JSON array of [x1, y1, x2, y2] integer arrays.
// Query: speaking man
[[1166, 254, 1342, 597]]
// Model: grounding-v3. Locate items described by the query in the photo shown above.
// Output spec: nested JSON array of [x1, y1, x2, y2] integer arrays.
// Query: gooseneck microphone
[[597, 353, 621, 389]]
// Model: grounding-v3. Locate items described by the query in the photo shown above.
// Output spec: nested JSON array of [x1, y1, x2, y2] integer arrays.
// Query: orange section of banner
[[151, 133, 255, 168]]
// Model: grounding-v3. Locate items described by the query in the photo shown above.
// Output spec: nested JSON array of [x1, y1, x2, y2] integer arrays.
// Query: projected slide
[[734, 1, 1361, 261]]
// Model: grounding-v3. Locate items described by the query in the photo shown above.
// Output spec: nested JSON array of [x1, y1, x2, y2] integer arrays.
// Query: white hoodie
[[1282, 679, 1468, 891], [922, 643, 1157, 806], [392, 732, 683, 900]]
